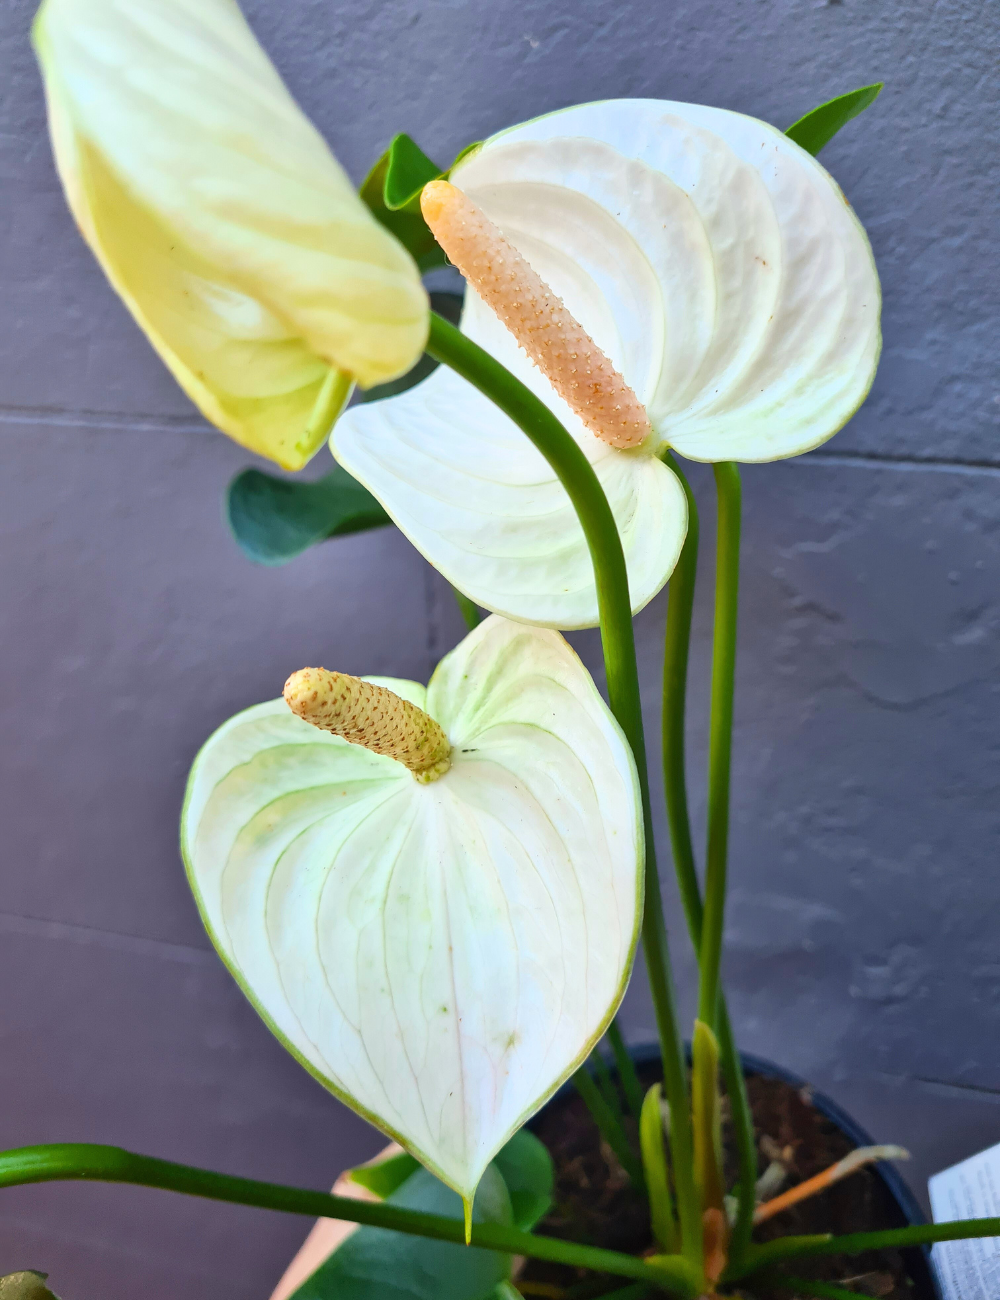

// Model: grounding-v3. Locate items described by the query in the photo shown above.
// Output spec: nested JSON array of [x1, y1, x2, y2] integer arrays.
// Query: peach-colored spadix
[[420, 179, 652, 450]]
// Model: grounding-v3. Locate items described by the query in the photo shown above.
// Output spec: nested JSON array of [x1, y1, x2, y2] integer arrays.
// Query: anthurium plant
[[8, 1, 998, 1298]]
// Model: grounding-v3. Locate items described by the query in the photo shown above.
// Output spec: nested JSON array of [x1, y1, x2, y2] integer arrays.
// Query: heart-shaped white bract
[[33, 0, 428, 470], [333, 98, 881, 629], [182, 616, 643, 1203]]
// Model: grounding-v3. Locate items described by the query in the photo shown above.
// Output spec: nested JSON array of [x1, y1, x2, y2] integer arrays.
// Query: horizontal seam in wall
[[874, 1069, 1000, 1102], [911, 1074, 1000, 1101], [0, 406, 211, 436], [0, 909, 219, 966], [800, 449, 1000, 477], [2, 406, 998, 476]]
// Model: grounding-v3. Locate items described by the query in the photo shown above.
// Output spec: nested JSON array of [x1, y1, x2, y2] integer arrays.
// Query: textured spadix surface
[[181, 616, 643, 1201], [334, 98, 881, 628], [33, 0, 428, 470]]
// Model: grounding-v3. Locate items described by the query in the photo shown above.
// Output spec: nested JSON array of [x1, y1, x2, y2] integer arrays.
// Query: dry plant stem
[[425, 311, 702, 1272], [753, 1147, 910, 1225], [284, 667, 451, 781], [420, 180, 652, 450], [660, 454, 757, 1262]]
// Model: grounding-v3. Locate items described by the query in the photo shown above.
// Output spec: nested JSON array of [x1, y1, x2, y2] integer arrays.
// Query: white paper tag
[[928, 1143, 1000, 1300]]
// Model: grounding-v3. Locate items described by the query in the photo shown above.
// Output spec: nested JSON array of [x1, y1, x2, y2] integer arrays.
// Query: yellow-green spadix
[[32, 0, 428, 470], [333, 99, 882, 629], [181, 616, 643, 1211]]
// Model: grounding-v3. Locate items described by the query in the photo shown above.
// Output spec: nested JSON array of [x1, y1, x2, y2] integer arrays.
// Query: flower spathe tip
[[420, 179, 652, 451], [283, 667, 451, 782]]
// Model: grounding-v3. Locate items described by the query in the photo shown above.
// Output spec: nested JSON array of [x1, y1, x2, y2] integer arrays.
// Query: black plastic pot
[[530, 1043, 941, 1299]]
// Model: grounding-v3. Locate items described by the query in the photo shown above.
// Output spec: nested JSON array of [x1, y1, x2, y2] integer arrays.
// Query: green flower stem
[[660, 455, 756, 1262], [697, 462, 741, 1029], [608, 1019, 646, 1121], [590, 1044, 628, 1128], [573, 1066, 644, 1188], [0, 1144, 700, 1296], [728, 1219, 1000, 1281], [452, 586, 482, 630], [425, 311, 702, 1270], [660, 454, 703, 935]]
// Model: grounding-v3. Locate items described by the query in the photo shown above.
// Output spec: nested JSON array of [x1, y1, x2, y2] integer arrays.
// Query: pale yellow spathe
[[33, 0, 428, 469]]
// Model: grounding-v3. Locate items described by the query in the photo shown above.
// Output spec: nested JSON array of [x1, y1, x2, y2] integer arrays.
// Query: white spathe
[[182, 616, 643, 1202], [33, 0, 428, 470], [333, 99, 881, 628]]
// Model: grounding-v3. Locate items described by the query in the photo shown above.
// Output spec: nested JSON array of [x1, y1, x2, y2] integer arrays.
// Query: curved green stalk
[[0, 1143, 699, 1295], [728, 1218, 1000, 1281], [697, 462, 741, 1029], [426, 311, 701, 1269], [660, 455, 756, 1262], [660, 453, 703, 933]]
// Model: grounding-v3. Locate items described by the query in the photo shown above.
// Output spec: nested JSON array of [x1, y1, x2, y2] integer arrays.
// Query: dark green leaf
[[0, 1274, 59, 1300], [347, 1129, 552, 1232], [785, 83, 883, 157], [289, 1165, 513, 1300], [359, 135, 480, 270], [348, 1151, 421, 1200], [384, 135, 445, 212], [226, 294, 463, 566], [491, 1131, 553, 1231], [226, 462, 390, 565]]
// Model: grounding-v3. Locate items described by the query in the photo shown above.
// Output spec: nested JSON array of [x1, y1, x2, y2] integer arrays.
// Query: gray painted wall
[[1, 1, 998, 1295]]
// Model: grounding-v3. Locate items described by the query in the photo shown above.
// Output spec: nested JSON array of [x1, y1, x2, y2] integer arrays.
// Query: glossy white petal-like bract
[[33, 0, 428, 469], [334, 98, 880, 625], [182, 617, 643, 1201]]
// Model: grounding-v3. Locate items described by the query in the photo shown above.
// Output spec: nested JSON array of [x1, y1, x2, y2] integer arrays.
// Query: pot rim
[[528, 1039, 941, 1300]]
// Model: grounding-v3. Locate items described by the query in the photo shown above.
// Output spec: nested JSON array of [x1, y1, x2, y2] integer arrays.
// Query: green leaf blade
[[491, 1130, 554, 1231], [785, 83, 883, 156], [289, 1166, 513, 1300], [226, 462, 390, 565], [348, 1152, 421, 1200], [360, 145, 446, 272], [383, 134, 445, 212]]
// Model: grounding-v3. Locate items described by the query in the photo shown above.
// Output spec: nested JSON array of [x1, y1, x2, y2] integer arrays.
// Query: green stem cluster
[[424, 313, 702, 1268], [661, 455, 757, 1261]]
